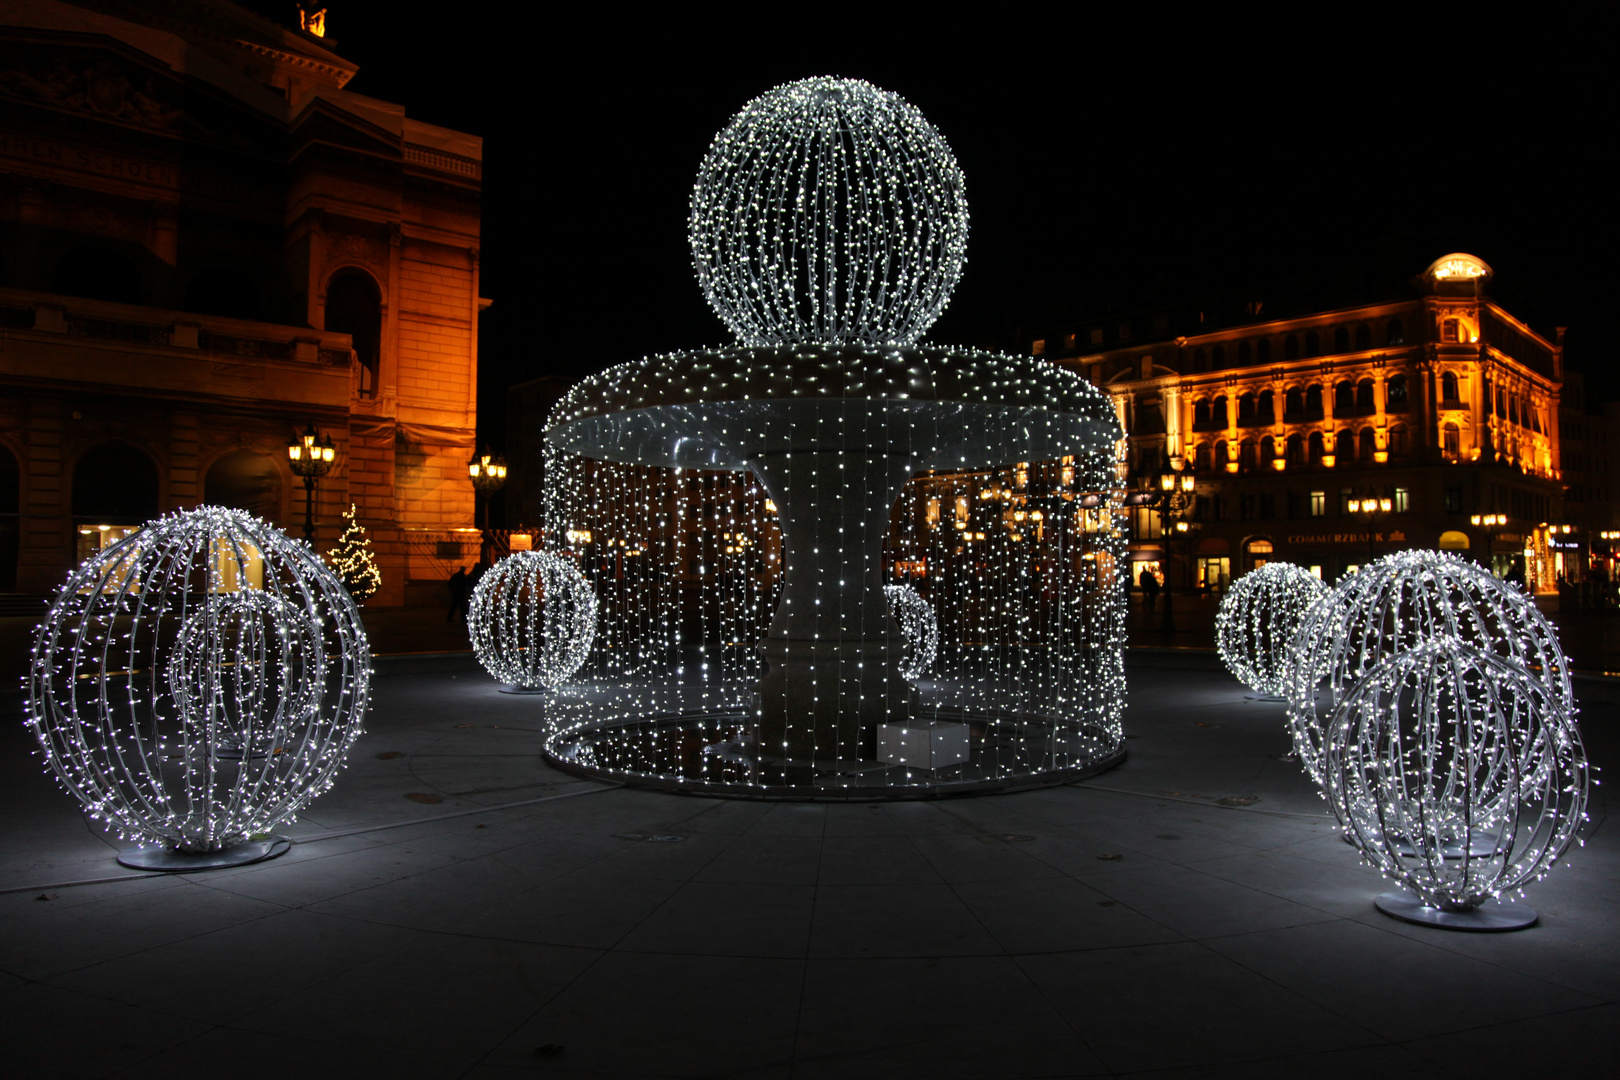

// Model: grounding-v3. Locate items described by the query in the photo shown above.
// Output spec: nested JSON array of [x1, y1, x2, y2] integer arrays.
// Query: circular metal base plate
[[117, 836, 292, 872], [498, 685, 549, 695], [1244, 692, 1286, 702], [1374, 889, 1538, 931]]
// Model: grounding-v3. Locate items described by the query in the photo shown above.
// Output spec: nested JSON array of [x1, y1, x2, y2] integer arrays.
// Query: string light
[[535, 77, 1128, 796], [883, 582, 938, 680], [689, 76, 968, 347], [1283, 549, 1573, 786], [327, 503, 380, 604], [25, 506, 371, 861], [469, 550, 598, 691], [1325, 638, 1588, 927], [1215, 562, 1326, 698]]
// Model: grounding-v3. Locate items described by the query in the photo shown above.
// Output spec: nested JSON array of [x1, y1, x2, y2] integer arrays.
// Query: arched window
[[1213, 396, 1228, 427], [1509, 396, 1520, 425], [1284, 334, 1300, 360], [1237, 341, 1252, 364], [1306, 384, 1324, 418], [1443, 422, 1461, 457], [1442, 371, 1459, 402], [204, 450, 282, 522], [1497, 386, 1507, 418], [1354, 324, 1371, 350], [1285, 387, 1304, 417], [1386, 317, 1404, 345], [1240, 439, 1258, 470], [1336, 429, 1355, 462], [1333, 326, 1350, 353], [1335, 381, 1355, 413], [1482, 377, 1493, 415], [1215, 440, 1230, 468], [1212, 345, 1227, 369], [1441, 318, 1464, 343], [1193, 399, 1212, 429], [1304, 330, 1320, 357], [1238, 393, 1256, 424], [1195, 443, 1211, 471], [1356, 379, 1374, 411], [73, 443, 159, 524], [1257, 338, 1272, 363], [1308, 430, 1325, 464], [1193, 347, 1207, 373], [1359, 427, 1376, 462], [1531, 406, 1542, 434], [1257, 389, 1275, 424], [1387, 374, 1408, 410], [52, 246, 143, 305], [1287, 433, 1305, 464], [326, 269, 384, 400], [1389, 425, 1409, 458], [1262, 435, 1278, 464]]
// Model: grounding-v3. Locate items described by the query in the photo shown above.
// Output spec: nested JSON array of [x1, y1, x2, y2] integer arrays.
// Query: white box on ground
[[876, 720, 970, 769]]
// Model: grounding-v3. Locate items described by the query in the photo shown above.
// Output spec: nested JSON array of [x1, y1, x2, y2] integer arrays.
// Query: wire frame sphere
[[689, 76, 969, 347], [1325, 638, 1588, 912], [884, 583, 938, 681], [1215, 562, 1327, 696], [25, 506, 371, 853], [469, 550, 598, 690], [1283, 550, 1572, 785]]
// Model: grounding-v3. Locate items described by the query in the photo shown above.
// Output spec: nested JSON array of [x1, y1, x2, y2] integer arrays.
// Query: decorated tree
[[329, 504, 381, 604]]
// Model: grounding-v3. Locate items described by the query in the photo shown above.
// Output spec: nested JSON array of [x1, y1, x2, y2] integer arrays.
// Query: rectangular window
[[1310, 491, 1326, 517], [1394, 487, 1410, 513], [1090, 328, 1104, 346], [1031, 339, 1046, 356], [1259, 493, 1276, 520], [1240, 494, 1256, 520], [1444, 485, 1462, 514], [1339, 487, 1354, 515]]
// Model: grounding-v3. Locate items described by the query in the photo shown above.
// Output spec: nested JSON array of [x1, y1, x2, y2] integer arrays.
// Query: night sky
[[246, 5, 1613, 447]]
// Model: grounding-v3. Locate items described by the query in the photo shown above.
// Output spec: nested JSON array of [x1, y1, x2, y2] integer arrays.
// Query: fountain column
[[749, 449, 918, 762]]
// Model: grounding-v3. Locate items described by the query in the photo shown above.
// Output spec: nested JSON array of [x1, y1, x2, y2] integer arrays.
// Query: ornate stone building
[[1031, 254, 1567, 592], [0, 0, 486, 604]]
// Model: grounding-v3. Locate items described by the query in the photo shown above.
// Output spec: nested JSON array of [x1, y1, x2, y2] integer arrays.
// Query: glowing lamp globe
[[690, 76, 968, 347], [883, 583, 938, 681], [1215, 562, 1326, 698], [1283, 550, 1571, 785], [25, 506, 371, 869], [469, 550, 597, 691], [1325, 638, 1587, 930]]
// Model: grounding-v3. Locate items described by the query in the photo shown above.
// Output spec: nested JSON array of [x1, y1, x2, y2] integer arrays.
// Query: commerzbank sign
[[1287, 530, 1409, 546]]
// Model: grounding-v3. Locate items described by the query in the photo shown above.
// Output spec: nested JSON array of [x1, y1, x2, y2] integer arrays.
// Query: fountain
[[540, 77, 1126, 796]]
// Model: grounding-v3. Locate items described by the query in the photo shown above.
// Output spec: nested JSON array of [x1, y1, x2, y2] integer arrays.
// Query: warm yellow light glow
[[1373, 451, 1389, 464], [1271, 459, 1286, 472], [1321, 454, 1336, 468], [1225, 461, 1239, 473], [299, 6, 327, 37]]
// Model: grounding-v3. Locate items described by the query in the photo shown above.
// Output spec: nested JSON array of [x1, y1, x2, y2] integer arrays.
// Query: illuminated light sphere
[[884, 582, 938, 681], [1215, 562, 1327, 698], [689, 76, 969, 347], [1283, 549, 1572, 785], [469, 550, 598, 691], [25, 506, 371, 867], [1325, 638, 1587, 929]]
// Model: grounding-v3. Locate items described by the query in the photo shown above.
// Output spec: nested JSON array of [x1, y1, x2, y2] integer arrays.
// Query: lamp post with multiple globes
[[1347, 489, 1393, 568], [286, 424, 335, 544], [1157, 465, 1199, 632], [468, 448, 508, 530], [1471, 512, 1509, 575]]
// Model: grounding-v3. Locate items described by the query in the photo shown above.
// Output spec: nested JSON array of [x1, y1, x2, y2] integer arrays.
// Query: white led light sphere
[[884, 583, 938, 681], [1216, 562, 1327, 697], [1283, 550, 1572, 785], [26, 506, 371, 856], [1326, 638, 1587, 919], [469, 550, 598, 691], [690, 76, 968, 347]]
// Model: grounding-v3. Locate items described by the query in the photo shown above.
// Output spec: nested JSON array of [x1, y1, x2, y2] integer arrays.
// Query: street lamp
[[1471, 512, 1508, 574], [286, 424, 335, 544], [468, 448, 508, 529], [1348, 489, 1393, 567], [1157, 466, 1199, 631]]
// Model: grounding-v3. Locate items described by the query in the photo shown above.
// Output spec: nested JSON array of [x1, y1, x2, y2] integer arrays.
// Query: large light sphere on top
[[469, 550, 597, 691], [1216, 562, 1327, 696], [1326, 639, 1587, 913], [25, 506, 371, 853], [1282, 549, 1572, 786], [689, 76, 969, 347]]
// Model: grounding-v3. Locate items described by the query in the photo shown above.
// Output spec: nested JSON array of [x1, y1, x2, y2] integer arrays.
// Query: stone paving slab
[[1, 662, 1615, 1077]]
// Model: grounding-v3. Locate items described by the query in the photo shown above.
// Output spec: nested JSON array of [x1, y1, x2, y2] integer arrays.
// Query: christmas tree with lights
[[329, 504, 381, 604]]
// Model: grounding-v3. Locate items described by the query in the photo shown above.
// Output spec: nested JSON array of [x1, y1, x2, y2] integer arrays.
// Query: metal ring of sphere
[[1215, 562, 1327, 696], [689, 76, 969, 347], [1325, 638, 1587, 912], [469, 550, 598, 690], [1283, 549, 1572, 785], [26, 506, 371, 853]]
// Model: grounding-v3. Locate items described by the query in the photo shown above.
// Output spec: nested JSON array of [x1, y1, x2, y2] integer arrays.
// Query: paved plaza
[[3, 657, 1616, 1078]]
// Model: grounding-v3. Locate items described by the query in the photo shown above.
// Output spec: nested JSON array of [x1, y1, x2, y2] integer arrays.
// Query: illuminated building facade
[[0, 0, 486, 603], [1031, 254, 1567, 591]]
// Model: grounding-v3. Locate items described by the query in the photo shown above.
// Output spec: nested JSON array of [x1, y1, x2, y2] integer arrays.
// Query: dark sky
[[252, 5, 1613, 445]]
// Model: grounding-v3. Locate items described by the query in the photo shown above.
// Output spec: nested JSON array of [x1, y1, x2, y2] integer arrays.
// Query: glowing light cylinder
[[884, 582, 938, 680], [1283, 550, 1572, 785], [469, 550, 598, 691], [26, 506, 371, 856], [1325, 638, 1587, 918], [1215, 562, 1326, 697]]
